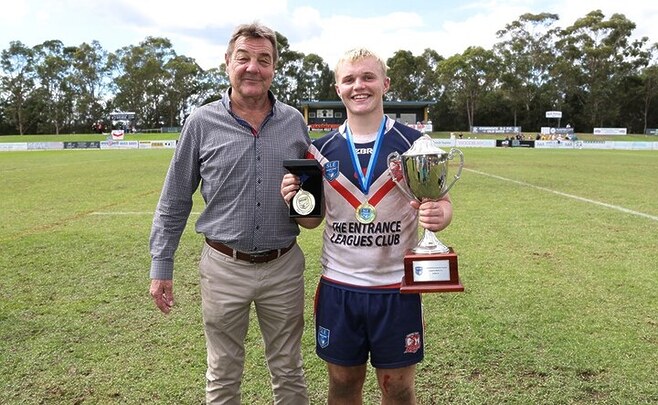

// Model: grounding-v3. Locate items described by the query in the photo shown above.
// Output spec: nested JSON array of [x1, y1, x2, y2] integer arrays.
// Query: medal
[[292, 189, 315, 215], [345, 117, 387, 225], [355, 202, 376, 224]]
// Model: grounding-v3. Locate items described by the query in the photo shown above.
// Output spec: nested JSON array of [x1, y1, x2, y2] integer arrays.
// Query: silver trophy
[[388, 135, 464, 254]]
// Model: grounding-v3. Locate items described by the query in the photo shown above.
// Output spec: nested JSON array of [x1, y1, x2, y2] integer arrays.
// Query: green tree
[[110, 37, 176, 129], [299, 53, 334, 102], [635, 44, 658, 133], [162, 55, 205, 127], [0, 41, 35, 135], [495, 12, 560, 128], [438, 46, 500, 130], [387, 49, 442, 103], [196, 65, 230, 106], [68, 41, 112, 132], [387, 50, 420, 101], [33, 40, 72, 134], [271, 32, 304, 106], [418, 48, 444, 101], [554, 10, 649, 130]]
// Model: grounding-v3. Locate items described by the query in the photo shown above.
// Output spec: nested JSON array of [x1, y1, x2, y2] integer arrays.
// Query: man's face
[[225, 37, 275, 100], [335, 56, 390, 116]]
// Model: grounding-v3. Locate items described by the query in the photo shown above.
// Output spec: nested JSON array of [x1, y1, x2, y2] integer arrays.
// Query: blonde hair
[[334, 48, 388, 82]]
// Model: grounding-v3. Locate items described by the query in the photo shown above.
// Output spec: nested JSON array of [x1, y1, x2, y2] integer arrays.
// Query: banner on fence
[[100, 140, 139, 149], [471, 126, 521, 134], [64, 141, 101, 149], [138, 140, 177, 149], [593, 128, 627, 135]]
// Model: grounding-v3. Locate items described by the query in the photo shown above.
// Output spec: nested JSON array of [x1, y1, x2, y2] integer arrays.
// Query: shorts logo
[[404, 332, 421, 354], [318, 326, 330, 348], [324, 161, 339, 181]]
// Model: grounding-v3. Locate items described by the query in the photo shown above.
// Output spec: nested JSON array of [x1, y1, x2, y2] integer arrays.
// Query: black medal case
[[283, 159, 324, 217]]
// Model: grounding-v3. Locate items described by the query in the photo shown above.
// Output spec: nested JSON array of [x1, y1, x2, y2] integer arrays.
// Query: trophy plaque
[[388, 135, 465, 293], [283, 159, 324, 217]]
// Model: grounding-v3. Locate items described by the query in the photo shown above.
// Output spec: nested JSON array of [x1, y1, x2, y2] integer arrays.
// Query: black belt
[[205, 239, 295, 263]]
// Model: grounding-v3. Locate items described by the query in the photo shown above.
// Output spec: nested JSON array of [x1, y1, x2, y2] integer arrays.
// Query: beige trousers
[[199, 242, 308, 405]]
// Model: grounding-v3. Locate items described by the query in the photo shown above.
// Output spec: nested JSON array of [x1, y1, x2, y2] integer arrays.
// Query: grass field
[[1, 144, 657, 404]]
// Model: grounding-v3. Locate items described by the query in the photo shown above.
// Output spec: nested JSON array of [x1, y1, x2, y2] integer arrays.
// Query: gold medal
[[355, 202, 376, 224], [292, 189, 315, 216]]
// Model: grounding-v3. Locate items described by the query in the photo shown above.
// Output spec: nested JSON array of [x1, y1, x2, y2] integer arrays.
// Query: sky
[[2, 0, 658, 71]]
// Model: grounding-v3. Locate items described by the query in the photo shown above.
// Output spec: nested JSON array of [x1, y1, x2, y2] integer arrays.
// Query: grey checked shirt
[[149, 89, 311, 279]]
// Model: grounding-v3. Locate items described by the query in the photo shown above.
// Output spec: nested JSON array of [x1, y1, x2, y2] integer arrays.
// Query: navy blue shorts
[[314, 277, 424, 369]]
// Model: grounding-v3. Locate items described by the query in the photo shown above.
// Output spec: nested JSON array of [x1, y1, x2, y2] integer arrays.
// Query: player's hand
[[410, 199, 452, 232]]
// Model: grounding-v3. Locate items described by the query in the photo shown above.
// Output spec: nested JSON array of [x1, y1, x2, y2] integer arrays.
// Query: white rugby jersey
[[308, 117, 423, 287]]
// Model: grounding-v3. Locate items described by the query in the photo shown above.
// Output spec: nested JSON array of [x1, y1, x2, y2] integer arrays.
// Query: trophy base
[[400, 247, 464, 294]]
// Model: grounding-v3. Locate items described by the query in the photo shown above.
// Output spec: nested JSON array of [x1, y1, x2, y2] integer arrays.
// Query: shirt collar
[[338, 115, 392, 138], [222, 88, 277, 116]]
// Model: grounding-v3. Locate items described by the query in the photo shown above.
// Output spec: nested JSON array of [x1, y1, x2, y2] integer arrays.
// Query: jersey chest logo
[[324, 161, 339, 181]]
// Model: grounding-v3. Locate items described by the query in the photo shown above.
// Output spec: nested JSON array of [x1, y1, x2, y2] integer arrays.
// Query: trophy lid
[[402, 135, 447, 157]]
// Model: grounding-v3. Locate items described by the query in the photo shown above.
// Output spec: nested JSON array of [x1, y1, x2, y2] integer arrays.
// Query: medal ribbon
[[345, 116, 387, 195], [298, 173, 309, 187]]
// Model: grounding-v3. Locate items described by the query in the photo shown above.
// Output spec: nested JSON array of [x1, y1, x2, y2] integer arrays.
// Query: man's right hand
[[280, 173, 300, 205], [149, 279, 174, 314]]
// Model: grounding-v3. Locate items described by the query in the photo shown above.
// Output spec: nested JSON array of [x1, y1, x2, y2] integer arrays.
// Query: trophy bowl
[[388, 135, 464, 254]]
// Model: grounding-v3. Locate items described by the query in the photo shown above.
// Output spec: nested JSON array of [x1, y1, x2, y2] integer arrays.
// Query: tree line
[[1, 9, 658, 135]]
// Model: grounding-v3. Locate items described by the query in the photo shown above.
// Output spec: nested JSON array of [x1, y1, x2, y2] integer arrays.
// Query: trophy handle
[[387, 152, 417, 201], [441, 148, 464, 196]]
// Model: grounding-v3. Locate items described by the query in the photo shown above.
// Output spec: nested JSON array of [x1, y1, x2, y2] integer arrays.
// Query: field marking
[[466, 168, 658, 222]]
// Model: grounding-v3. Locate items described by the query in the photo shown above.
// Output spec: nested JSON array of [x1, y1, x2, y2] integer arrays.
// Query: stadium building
[[300, 100, 436, 132]]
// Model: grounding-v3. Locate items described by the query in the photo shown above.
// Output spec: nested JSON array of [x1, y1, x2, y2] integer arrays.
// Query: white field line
[[465, 168, 658, 222]]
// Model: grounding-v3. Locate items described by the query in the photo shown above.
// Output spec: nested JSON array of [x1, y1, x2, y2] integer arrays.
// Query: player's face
[[335, 57, 390, 117], [225, 37, 275, 101]]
